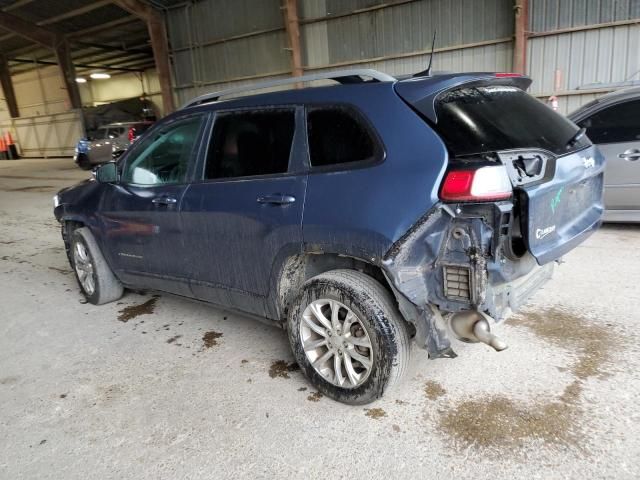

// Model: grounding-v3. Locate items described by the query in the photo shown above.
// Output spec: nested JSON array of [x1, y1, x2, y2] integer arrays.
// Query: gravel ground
[[1, 158, 639, 479]]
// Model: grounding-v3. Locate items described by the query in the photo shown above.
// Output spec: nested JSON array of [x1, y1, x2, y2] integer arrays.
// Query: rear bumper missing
[[382, 203, 555, 358]]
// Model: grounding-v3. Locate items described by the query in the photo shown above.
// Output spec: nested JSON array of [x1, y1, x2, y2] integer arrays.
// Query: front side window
[[578, 100, 640, 144], [307, 106, 376, 167], [205, 109, 295, 179], [121, 115, 204, 186]]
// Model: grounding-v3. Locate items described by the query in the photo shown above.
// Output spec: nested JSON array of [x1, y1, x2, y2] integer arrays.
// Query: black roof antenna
[[413, 30, 437, 78]]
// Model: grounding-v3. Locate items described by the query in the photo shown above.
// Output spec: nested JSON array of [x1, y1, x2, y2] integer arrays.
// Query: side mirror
[[95, 162, 118, 183]]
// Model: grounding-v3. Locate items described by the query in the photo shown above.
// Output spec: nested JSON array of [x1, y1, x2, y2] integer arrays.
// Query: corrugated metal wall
[[166, 0, 640, 114], [528, 0, 640, 113], [167, 0, 514, 106]]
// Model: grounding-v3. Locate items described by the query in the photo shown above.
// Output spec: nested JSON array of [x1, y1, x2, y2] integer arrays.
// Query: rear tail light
[[440, 165, 512, 202], [128, 127, 135, 142]]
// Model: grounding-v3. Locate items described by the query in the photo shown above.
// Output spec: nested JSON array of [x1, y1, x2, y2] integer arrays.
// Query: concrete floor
[[1, 158, 639, 479]]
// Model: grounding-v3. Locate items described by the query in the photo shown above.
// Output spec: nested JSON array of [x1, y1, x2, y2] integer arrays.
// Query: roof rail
[[181, 69, 396, 109]]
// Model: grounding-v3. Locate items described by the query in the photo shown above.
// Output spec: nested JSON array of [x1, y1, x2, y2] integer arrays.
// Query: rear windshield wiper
[[566, 127, 587, 148]]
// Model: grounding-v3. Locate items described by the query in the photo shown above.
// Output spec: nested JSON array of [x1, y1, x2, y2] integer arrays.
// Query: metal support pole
[[283, 0, 303, 80], [0, 54, 19, 117], [54, 38, 82, 109], [113, 0, 175, 115], [513, 0, 529, 74], [147, 11, 175, 114]]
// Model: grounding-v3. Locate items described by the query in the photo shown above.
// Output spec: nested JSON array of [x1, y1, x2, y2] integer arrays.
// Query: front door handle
[[257, 194, 296, 205], [618, 149, 640, 161], [152, 195, 177, 206]]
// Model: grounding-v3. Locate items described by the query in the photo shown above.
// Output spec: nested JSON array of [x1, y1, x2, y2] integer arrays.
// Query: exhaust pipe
[[449, 310, 508, 352]]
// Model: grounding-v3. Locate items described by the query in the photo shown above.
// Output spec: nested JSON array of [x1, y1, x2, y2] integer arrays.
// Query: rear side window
[[307, 107, 376, 167], [577, 100, 640, 144], [205, 110, 295, 179], [435, 86, 588, 156]]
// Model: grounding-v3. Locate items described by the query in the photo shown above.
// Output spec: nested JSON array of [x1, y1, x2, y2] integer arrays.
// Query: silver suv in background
[[569, 87, 640, 222], [74, 121, 153, 170]]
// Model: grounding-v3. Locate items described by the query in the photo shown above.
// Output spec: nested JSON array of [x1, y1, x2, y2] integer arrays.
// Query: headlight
[[53, 194, 60, 208]]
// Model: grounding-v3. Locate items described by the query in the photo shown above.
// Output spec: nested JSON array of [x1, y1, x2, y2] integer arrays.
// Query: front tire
[[287, 270, 410, 404], [70, 227, 123, 305]]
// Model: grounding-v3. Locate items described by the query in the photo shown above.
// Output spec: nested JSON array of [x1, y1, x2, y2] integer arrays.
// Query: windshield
[[434, 86, 590, 156]]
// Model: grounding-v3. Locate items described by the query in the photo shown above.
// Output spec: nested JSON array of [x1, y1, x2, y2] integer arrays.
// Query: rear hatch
[[395, 74, 604, 265]]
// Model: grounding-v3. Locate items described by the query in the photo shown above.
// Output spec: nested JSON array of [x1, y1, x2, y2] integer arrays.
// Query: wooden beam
[[54, 39, 82, 109], [39, 0, 113, 26], [0, 54, 19, 117], [0, 11, 55, 47], [11, 56, 150, 72], [72, 41, 151, 55], [0, 0, 113, 43], [113, 0, 175, 114], [513, 0, 528, 74], [67, 15, 139, 38], [147, 12, 174, 113], [0, 11, 83, 110], [1, 0, 36, 12], [282, 0, 303, 80]]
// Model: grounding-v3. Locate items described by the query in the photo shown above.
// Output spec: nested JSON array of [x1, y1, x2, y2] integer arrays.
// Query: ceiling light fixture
[[75, 77, 87, 83], [90, 72, 111, 79]]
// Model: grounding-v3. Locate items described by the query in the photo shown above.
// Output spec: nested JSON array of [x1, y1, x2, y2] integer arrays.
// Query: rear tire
[[70, 227, 123, 305], [287, 269, 410, 405]]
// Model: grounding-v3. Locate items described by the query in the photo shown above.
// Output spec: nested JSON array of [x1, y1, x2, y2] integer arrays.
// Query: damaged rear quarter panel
[[381, 201, 548, 358]]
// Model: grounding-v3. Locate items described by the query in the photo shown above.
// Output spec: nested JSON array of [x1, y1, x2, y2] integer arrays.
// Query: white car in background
[[569, 87, 640, 222], [74, 121, 153, 170]]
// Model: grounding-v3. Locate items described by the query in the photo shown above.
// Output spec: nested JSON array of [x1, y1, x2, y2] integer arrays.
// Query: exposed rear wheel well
[[277, 253, 395, 321]]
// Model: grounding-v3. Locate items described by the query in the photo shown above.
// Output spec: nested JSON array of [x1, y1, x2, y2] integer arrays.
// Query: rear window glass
[[307, 107, 376, 167], [434, 86, 588, 156]]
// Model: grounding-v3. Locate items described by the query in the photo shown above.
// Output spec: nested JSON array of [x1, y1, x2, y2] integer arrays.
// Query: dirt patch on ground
[[0, 376, 19, 385], [438, 307, 619, 452], [424, 380, 446, 400], [202, 331, 223, 348], [307, 391, 323, 402], [268, 360, 300, 379], [48, 266, 72, 275], [117, 296, 159, 322], [510, 307, 615, 380], [166, 335, 182, 344], [365, 408, 387, 420], [440, 388, 581, 449]]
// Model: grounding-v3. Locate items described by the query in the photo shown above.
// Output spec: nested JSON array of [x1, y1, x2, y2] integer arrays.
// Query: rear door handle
[[256, 194, 296, 205], [152, 195, 177, 206], [618, 149, 640, 161]]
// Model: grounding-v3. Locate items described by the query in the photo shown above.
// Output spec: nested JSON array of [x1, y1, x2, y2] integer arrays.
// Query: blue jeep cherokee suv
[[54, 69, 604, 404]]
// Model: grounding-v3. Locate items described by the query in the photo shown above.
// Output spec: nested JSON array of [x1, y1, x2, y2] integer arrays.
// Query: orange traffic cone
[[4, 131, 17, 159], [0, 135, 7, 160]]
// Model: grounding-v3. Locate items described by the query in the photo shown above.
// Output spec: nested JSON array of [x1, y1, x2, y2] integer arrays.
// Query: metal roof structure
[[0, 0, 181, 77]]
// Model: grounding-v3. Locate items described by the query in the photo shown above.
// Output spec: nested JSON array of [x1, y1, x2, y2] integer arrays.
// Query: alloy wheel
[[300, 299, 374, 388], [73, 241, 95, 295]]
